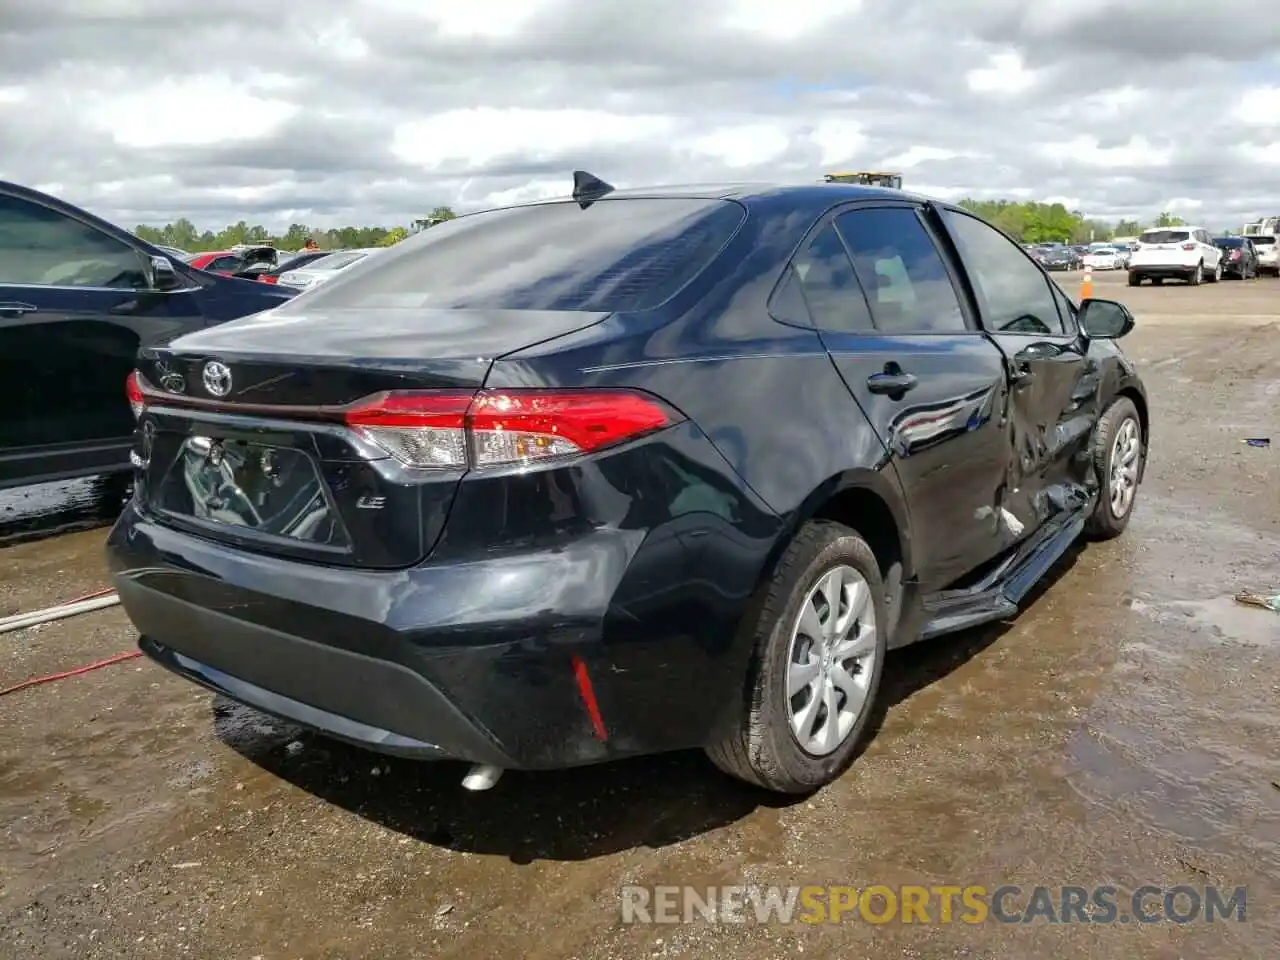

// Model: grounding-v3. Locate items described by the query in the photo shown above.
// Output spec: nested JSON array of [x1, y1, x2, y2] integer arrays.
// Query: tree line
[[954, 200, 1194, 244], [133, 206, 458, 253], [132, 199, 1206, 254]]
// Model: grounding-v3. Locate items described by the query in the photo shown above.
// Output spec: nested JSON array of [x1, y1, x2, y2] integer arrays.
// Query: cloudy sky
[[3, 0, 1280, 231]]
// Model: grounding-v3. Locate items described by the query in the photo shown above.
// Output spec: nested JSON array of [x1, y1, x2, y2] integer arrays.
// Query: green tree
[[379, 226, 409, 246], [1155, 211, 1187, 227]]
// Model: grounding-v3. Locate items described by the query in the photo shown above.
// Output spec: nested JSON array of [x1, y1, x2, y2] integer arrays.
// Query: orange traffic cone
[[1080, 264, 1093, 300]]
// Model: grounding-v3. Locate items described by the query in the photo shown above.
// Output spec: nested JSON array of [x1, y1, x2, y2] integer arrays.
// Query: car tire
[[706, 520, 888, 794], [1188, 262, 1202, 285], [1208, 260, 1222, 282], [1085, 397, 1143, 540], [1127, 272, 1140, 287]]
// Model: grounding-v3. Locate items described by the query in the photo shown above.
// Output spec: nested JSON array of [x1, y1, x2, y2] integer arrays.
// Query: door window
[[940, 209, 1066, 335], [204, 255, 242, 272], [0, 194, 148, 288], [785, 223, 874, 334], [833, 208, 968, 334]]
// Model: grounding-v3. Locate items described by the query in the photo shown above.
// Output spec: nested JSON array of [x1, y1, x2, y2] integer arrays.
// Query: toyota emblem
[[202, 361, 232, 398]]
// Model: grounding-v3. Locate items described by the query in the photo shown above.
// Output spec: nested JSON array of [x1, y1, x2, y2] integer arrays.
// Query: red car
[[188, 246, 277, 279]]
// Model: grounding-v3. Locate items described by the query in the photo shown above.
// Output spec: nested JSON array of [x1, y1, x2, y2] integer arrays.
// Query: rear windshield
[[1215, 237, 1243, 247], [292, 198, 747, 313], [1140, 230, 1189, 244], [1250, 236, 1275, 246]]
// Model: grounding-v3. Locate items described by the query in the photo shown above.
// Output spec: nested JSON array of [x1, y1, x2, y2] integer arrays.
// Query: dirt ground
[[1, 269, 1277, 959]]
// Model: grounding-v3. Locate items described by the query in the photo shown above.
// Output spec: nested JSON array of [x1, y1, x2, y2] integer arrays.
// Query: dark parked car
[[0, 180, 298, 489], [1213, 236, 1259, 279], [108, 175, 1149, 795], [1038, 245, 1081, 271]]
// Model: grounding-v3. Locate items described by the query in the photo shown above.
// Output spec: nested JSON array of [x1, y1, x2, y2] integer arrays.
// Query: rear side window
[[788, 223, 874, 334], [205, 255, 240, 271], [834, 208, 968, 334], [1250, 236, 1275, 246], [293, 198, 745, 313]]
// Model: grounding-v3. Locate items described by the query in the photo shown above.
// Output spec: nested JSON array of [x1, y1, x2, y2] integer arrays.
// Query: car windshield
[[1092, 248, 1116, 254], [1140, 230, 1190, 244], [1250, 236, 1275, 246], [1215, 238, 1242, 247], [290, 197, 747, 313]]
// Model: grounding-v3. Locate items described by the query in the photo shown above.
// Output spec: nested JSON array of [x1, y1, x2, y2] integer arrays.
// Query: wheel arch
[[1114, 384, 1149, 481], [760, 467, 913, 592]]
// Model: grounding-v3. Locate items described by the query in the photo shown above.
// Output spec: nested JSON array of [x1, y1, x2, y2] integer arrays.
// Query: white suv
[[1127, 226, 1223, 286]]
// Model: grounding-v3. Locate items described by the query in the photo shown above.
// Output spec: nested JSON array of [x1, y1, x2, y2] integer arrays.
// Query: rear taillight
[[342, 389, 682, 470], [260, 275, 279, 284], [126, 370, 145, 420], [1231, 250, 1241, 259], [1181, 243, 1196, 251]]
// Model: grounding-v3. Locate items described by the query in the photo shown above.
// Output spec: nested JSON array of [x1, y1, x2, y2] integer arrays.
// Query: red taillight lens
[[1181, 243, 1196, 251], [342, 389, 681, 469], [260, 275, 278, 283], [126, 370, 145, 419], [1231, 250, 1241, 259]]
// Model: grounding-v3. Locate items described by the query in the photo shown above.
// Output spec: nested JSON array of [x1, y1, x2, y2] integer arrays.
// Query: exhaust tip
[[461, 763, 503, 791]]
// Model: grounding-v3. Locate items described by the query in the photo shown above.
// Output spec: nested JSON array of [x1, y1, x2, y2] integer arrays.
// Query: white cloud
[[89, 78, 297, 149], [808, 120, 867, 168], [1232, 86, 1280, 124], [966, 52, 1038, 95], [391, 107, 677, 169], [723, 0, 856, 41], [686, 123, 791, 167], [1039, 136, 1172, 168], [879, 146, 983, 169], [3, 0, 1279, 231]]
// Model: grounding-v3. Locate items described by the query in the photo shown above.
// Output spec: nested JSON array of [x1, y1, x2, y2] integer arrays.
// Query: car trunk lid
[[131, 306, 612, 569]]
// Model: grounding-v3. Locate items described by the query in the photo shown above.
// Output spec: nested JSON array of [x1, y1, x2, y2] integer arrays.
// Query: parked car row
[[1021, 229, 1279, 287], [1122, 226, 1280, 286]]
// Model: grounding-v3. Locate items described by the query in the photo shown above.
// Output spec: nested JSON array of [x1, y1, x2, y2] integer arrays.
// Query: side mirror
[[1078, 298, 1134, 340], [148, 255, 181, 291]]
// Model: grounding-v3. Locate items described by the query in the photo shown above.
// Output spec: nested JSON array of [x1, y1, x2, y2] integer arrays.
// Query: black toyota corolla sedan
[[107, 174, 1150, 795]]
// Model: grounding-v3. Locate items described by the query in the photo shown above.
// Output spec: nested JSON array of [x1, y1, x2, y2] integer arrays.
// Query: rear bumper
[[107, 427, 780, 769], [1128, 264, 1198, 278]]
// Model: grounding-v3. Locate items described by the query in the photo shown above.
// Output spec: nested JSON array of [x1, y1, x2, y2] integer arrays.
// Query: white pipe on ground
[[0, 593, 120, 635]]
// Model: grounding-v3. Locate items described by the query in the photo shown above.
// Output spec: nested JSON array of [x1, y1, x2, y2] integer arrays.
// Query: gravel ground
[[1, 269, 1277, 959]]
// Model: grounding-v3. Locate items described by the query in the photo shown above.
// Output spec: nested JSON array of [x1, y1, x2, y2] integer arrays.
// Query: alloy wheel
[[786, 564, 878, 756], [1109, 417, 1141, 518]]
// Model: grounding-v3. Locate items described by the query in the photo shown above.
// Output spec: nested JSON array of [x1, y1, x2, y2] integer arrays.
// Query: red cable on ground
[[0, 650, 142, 698]]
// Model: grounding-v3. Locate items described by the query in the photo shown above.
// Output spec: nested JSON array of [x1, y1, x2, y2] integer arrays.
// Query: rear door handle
[[0, 301, 37, 318], [866, 371, 918, 394]]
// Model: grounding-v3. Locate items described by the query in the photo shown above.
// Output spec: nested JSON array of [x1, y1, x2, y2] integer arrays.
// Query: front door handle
[[866, 370, 918, 395], [0, 302, 37, 318]]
